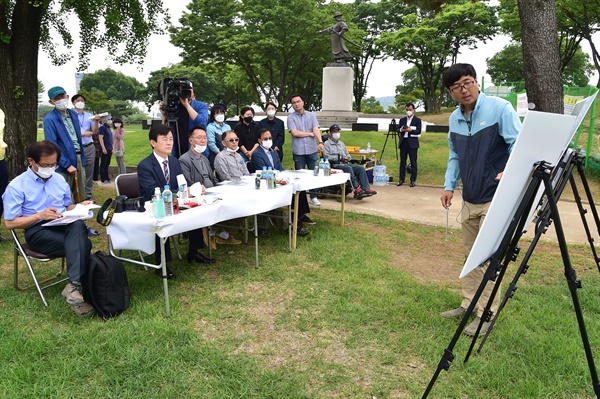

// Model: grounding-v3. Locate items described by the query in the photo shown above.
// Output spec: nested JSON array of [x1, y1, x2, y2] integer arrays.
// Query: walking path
[[318, 183, 599, 246]]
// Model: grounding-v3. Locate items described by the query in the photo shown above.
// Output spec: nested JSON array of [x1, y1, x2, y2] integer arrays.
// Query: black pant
[[25, 221, 92, 282], [154, 228, 205, 265], [399, 140, 418, 183], [100, 151, 112, 182]]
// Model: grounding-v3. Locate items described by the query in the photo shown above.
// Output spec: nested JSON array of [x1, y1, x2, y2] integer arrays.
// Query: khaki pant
[[460, 201, 500, 318], [58, 154, 86, 203]]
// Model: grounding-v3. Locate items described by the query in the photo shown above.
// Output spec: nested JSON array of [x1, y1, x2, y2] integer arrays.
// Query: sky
[[36, 1, 594, 106]]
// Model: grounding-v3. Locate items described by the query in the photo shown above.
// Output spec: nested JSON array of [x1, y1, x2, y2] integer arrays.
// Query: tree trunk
[[517, 0, 564, 114], [0, 1, 48, 178]]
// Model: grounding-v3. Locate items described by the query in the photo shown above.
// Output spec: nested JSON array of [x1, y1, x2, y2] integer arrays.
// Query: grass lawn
[[12, 112, 600, 398]]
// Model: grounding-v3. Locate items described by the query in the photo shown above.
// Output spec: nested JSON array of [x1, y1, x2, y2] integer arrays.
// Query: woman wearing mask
[[233, 106, 259, 164], [98, 115, 113, 183], [112, 118, 126, 175], [258, 102, 285, 161], [206, 104, 231, 168]]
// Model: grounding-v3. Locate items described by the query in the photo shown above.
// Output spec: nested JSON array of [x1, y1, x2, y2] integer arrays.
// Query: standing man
[[287, 93, 324, 206], [258, 102, 285, 161], [439, 63, 521, 336], [44, 86, 86, 202], [71, 94, 99, 200], [396, 103, 421, 187]]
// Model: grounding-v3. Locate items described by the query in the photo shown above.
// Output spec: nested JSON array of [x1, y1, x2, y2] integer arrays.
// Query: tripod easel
[[422, 150, 600, 398], [379, 118, 399, 162]]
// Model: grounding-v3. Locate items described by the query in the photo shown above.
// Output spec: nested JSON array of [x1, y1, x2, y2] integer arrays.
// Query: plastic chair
[[11, 230, 68, 307]]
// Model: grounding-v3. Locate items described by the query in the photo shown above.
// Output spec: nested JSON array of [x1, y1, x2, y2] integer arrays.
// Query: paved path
[[318, 183, 599, 246]]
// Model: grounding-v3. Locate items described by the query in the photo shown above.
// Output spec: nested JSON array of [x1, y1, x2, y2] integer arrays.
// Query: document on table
[[42, 203, 101, 226]]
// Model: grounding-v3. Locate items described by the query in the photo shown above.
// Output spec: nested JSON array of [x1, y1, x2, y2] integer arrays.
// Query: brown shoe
[[216, 235, 241, 245], [62, 282, 84, 305], [441, 306, 471, 319], [463, 317, 491, 336], [71, 301, 95, 317]]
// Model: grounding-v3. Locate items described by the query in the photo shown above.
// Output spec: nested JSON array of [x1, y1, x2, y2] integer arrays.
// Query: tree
[[360, 96, 385, 114], [0, 0, 167, 177], [79, 68, 146, 102], [377, 1, 497, 113], [517, 0, 564, 113], [170, 0, 330, 110], [394, 66, 425, 110]]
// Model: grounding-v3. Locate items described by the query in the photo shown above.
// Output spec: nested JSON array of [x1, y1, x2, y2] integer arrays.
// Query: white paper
[[42, 203, 100, 226]]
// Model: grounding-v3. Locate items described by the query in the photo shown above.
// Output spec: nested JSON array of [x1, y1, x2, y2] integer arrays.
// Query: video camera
[[158, 78, 193, 119]]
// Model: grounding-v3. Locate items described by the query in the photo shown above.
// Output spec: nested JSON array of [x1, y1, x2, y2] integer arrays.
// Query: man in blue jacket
[[44, 86, 86, 201], [439, 63, 521, 336]]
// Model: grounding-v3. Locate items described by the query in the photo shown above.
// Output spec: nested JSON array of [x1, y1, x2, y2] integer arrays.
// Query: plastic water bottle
[[152, 187, 165, 219], [318, 158, 325, 177], [267, 166, 274, 189], [162, 185, 173, 216], [367, 142, 371, 152], [324, 158, 330, 176], [255, 172, 261, 189]]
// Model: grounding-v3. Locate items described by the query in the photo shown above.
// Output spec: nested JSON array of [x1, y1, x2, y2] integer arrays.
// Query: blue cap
[[329, 124, 341, 132], [48, 86, 66, 100]]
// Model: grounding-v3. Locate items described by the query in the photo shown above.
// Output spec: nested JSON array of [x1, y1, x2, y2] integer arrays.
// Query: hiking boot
[[440, 306, 470, 319], [62, 282, 84, 305], [354, 187, 366, 199], [71, 301, 95, 317], [463, 317, 491, 336]]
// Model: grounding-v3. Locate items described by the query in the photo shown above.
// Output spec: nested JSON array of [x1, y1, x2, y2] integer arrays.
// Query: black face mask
[[244, 116, 253, 124]]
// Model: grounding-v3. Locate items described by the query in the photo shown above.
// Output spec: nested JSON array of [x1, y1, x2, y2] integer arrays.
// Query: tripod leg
[[572, 159, 600, 271], [380, 133, 390, 162]]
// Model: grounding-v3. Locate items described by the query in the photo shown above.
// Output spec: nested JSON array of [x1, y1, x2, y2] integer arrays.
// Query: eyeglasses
[[36, 162, 57, 168], [450, 80, 476, 94], [192, 136, 208, 141], [226, 138, 239, 143]]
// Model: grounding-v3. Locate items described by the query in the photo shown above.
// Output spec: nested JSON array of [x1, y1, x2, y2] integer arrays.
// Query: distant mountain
[[376, 96, 395, 110]]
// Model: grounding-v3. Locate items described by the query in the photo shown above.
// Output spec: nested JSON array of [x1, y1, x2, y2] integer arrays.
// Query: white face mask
[[261, 139, 273, 150], [194, 144, 207, 153], [35, 164, 56, 179], [331, 133, 341, 140], [266, 110, 276, 118], [406, 110, 414, 117], [54, 99, 69, 111], [74, 102, 85, 110], [114, 123, 122, 128], [226, 146, 239, 153], [215, 114, 225, 123]]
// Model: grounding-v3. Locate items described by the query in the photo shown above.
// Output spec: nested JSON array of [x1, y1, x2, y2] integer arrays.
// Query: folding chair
[[11, 230, 68, 307], [114, 173, 182, 261]]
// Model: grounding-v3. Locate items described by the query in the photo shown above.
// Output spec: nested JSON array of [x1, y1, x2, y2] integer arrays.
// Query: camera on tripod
[[158, 78, 193, 119]]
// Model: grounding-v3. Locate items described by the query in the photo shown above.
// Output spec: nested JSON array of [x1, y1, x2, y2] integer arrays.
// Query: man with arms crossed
[[440, 63, 521, 336]]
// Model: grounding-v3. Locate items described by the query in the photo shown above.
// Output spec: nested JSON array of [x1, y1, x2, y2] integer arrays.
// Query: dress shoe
[[463, 317, 491, 336], [155, 266, 176, 279], [410, 181, 416, 187], [186, 251, 215, 264], [216, 235, 241, 245], [396, 180, 404, 186]]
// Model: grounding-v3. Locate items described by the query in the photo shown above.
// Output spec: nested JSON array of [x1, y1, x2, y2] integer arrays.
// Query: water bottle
[[152, 187, 165, 219], [318, 158, 325, 177], [162, 185, 173, 216], [367, 142, 371, 152], [178, 184, 188, 201], [324, 158, 330, 176], [267, 166, 274, 189], [313, 163, 319, 176], [255, 172, 261, 189]]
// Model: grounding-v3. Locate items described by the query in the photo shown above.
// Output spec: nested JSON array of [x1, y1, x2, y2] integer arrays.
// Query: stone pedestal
[[322, 66, 353, 111]]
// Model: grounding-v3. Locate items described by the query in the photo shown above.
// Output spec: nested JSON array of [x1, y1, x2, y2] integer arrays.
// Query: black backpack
[[83, 251, 130, 320]]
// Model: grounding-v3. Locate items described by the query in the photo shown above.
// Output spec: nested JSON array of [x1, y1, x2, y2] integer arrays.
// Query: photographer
[[323, 124, 376, 200], [160, 78, 208, 158]]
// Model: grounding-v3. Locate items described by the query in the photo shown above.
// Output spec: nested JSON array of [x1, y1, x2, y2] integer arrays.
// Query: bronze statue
[[319, 11, 352, 65]]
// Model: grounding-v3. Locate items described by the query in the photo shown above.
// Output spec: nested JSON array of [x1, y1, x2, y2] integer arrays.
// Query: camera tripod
[[422, 150, 600, 398], [379, 118, 399, 162]]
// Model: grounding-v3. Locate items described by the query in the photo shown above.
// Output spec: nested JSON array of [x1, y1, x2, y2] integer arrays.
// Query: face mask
[[114, 123, 122, 128], [35, 164, 56, 179], [266, 110, 276, 118], [74, 102, 85, 110], [54, 99, 69, 111], [332, 133, 340, 140], [226, 146, 239, 153], [194, 144, 207, 153], [215, 114, 225, 123], [243, 116, 253, 124], [261, 139, 272, 150], [406, 110, 414, 117]]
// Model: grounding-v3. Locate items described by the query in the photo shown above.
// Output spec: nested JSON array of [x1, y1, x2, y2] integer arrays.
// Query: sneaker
[[71, 301, 95, 317], [354, 188, 366, 200], [463, 317, 491, 336], [440, 306, 470, 319], [309, 197, 321, 206], [216, 235, 241, 245], [300, 215, 316, 225], [410, 181, 416, 187], [62, 282, 84, 305], [363, 189, 377, 196]]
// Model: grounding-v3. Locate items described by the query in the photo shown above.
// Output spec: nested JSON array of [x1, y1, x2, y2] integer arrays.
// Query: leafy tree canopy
[[79, 68, 146, 102]]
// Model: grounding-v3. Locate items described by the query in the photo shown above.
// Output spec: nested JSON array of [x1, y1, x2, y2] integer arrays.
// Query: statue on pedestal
[[318, 10, 352, 66]]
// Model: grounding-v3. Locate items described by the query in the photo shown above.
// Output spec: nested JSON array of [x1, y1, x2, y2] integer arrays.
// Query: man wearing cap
[[71, 94, 99, 200], [161, 79, 208, 159], [323, 124, 376, 199], [44, 86, 86, 201]]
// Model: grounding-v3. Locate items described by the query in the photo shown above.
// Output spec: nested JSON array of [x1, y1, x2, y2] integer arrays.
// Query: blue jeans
[[293, 152, 319, 199]]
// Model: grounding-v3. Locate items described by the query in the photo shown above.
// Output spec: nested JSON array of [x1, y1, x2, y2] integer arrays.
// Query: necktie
[[163, 160, 170, 185]]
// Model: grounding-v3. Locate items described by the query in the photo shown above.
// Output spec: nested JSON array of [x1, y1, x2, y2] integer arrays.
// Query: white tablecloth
[[278, 169, 350, 192]]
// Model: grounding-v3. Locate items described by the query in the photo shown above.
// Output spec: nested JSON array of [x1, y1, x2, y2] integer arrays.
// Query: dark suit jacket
[[137, 153, 183, 201], [397, 115, 421, 150], [251, 147, 284, 172]]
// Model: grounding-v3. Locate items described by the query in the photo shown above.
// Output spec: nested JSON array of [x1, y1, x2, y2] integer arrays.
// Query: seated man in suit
[[396, 102, 421, 187], [251, 128, 311, 236], [2, 140, 94, 316], [137, 124, 214, 280], [179, 127, 242, 246], [323, 124, 377, 200]]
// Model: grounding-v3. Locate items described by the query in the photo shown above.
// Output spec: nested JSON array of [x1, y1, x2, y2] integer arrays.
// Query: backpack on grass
[[83, 251, 130, 320]]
